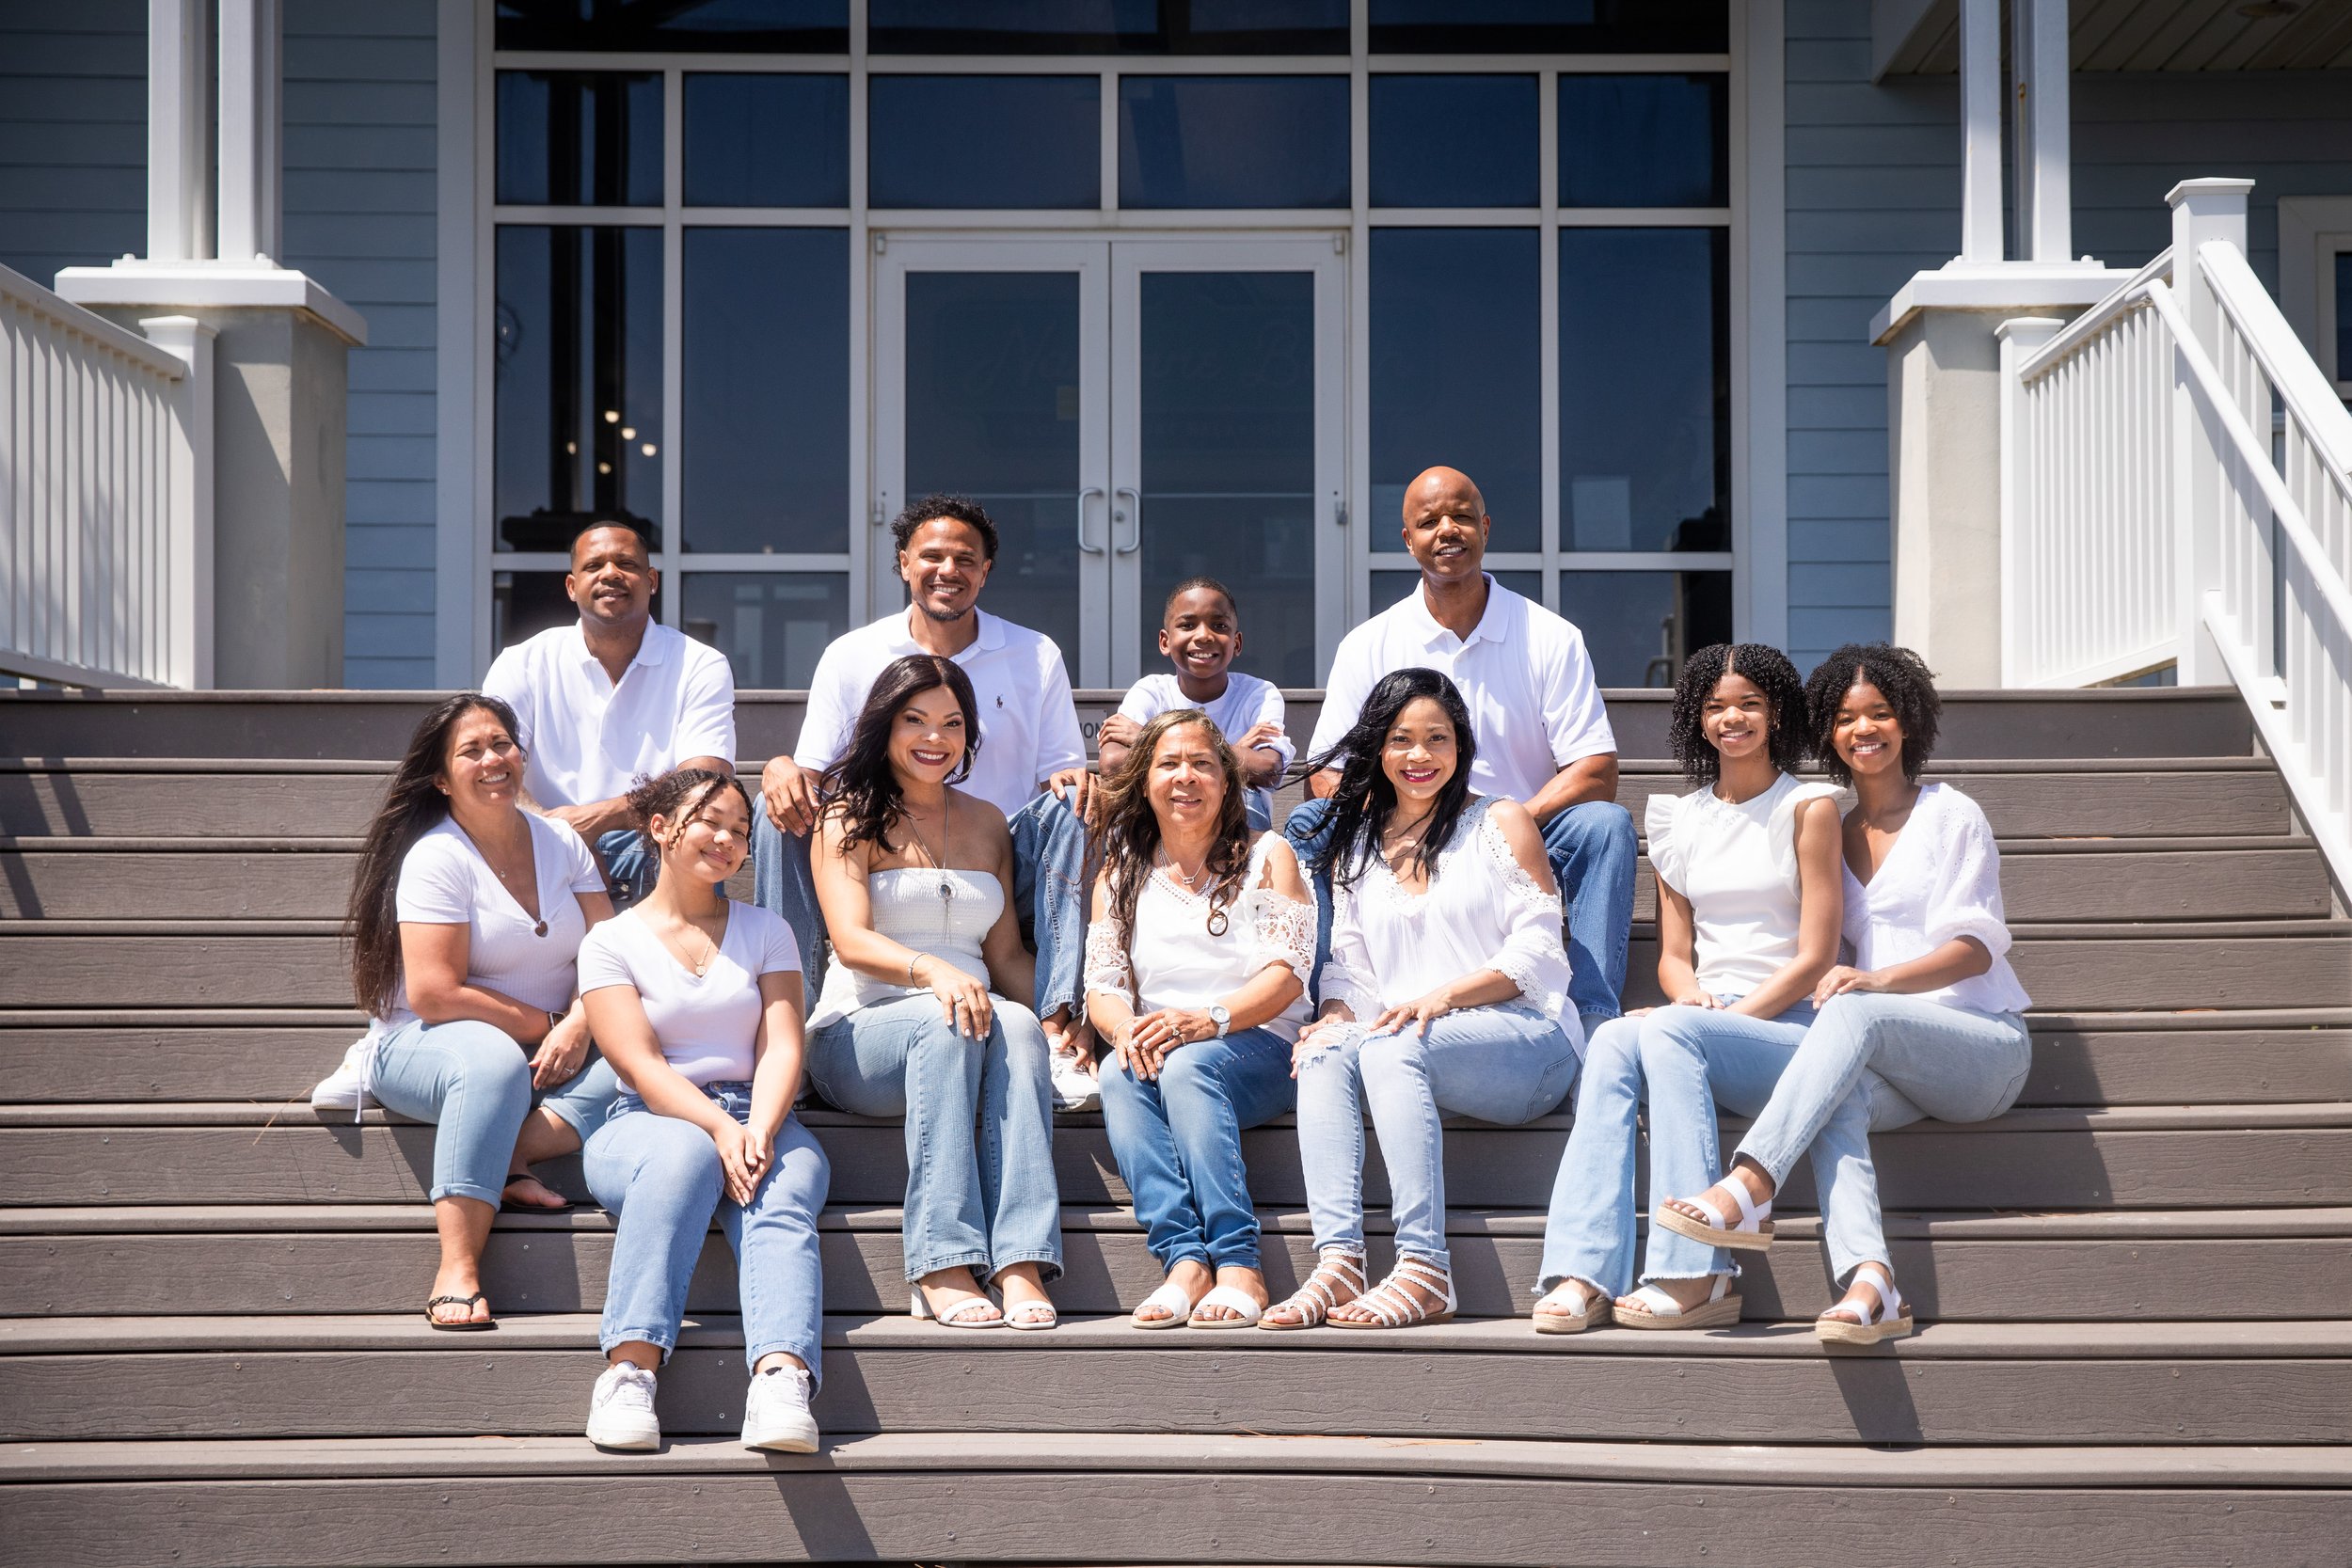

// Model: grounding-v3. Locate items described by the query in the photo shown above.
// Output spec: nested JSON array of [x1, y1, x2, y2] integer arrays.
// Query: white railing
[[1, 263, 214, 689], [2001, 180, 2352, 886]]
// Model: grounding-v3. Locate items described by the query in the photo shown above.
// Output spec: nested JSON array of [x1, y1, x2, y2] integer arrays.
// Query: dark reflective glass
[[497, 1, 848, 53], [683, 229, 849, 553], [871, 0, 1345, 54], [683, 573, 849, 689], [1558, 569, 1732, 688], [1559, 229, 1727, 552], [1370, 74, 1537, 209], [2336, 254, 2350, 385], [1370, 229, 1539, 551], [1120, 76, 1348, 210], [494, 571, 665, 652], [683, 74, 849, 207], [869, 76, 1099, 210], [1373, 569, 1540, 619], [1368, 0, 1726, 53], [1137, 271, 1319, 687], [1558, 73, 1727, 209], [497, 72, 662, 207], [904, 271, 1085, 674], [494, 226, 664, 551]]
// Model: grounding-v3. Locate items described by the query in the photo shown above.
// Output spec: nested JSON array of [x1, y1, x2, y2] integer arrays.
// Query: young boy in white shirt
[[1098, 577, 1293, 831]]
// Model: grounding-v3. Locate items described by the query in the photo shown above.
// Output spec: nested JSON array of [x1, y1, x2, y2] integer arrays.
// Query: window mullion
[[1539, 67, 1560, 612]]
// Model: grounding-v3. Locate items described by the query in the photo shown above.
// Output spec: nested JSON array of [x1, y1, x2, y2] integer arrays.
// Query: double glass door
[[877, 236, 1344, 689]]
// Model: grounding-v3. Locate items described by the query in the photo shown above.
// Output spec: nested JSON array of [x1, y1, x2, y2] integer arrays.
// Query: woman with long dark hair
[[1261, 669, 1582, 1331], [803, 654, 1061, 1330], [343, 693, 618, 1329], [1085, 710, 1314, 1328]]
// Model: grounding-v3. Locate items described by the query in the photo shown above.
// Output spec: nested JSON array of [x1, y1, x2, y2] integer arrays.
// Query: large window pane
[[683, 574, 848, 689], [1369, 0, 1726, 53], [1120, 76, 1349, 210], [683, 229, 849, 554], [1559, 570, 1732, 688], [871, 0, 1345, 53], [494, 570, 665, 653], [497, 1, 847, 52], [1370, 229, 1540, 551], [494, 226, 664, 551], [1558, 74, 1728, 209], [497, 72, 661, 207], [684, 74, 849, 207], [869, 76, 1099, 209], [1559, 229, 1727, 552], [1371, 75, 1537, 209]]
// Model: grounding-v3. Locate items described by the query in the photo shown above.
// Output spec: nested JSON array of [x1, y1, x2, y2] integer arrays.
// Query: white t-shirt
[[1115, 671, 1294, 821], [1646, 771, 1840, 1000], [384, 814, 605, 1028], [576, 901, 803, 1085], [483, 621, 738, 809], [1843, 784, 2032, 1015], [1306, 575, 1616, 803], [793, 608, 1087, 820]]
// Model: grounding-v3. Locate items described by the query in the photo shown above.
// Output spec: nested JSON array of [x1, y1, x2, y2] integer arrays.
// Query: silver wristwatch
[[1208, 1004, 1231, 1039]]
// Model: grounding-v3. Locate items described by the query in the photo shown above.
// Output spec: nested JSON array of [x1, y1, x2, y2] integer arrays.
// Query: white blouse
[[807, 866, 1007, 1030], [1843, 783, 2032, 1015], [1646, 771, 1840, 1000], [382, 814, 604, 1029], [1321, 798, 1580, 1043], [1082, 833, 1317, 1044], [577, 902, 802, 1085]]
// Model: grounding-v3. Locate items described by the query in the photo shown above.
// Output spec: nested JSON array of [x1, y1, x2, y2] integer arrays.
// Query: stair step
[[4, 1204, 2345, 1323], [1, 1433, 2343, 1568]]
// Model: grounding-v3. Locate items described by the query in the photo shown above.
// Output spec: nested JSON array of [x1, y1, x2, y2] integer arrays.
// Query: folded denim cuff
[[905, 1248, 993, 1284], [600, 1325, 680, 1362], [430, 1180, 506, 1208], [981, 1249, 1064, 1287]]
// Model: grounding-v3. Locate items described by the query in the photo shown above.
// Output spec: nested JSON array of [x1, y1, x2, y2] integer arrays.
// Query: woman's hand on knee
[[914, 955, 994, 1039]]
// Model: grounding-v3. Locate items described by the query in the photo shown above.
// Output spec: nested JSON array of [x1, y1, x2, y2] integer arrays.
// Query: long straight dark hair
[[346, 693, 523, 1017], [1300, 668, 1479, 888], [818, 653, 980, 857], [1091, 709, 1254, 963]]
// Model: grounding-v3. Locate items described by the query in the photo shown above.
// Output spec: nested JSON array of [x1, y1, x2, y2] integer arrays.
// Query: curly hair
[[1804, 642, 1942, 786], [889, 493, 999, 562], [1665, 643, 1811, 785], [1300, 668, 1479, 889], [818, 654, 980, 859], [626, 766, 753, 853], [1091, 710, 1255, 976]]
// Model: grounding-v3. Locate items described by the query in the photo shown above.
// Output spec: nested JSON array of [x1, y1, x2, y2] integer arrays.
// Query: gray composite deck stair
[[1, 687, 2347, 1565]]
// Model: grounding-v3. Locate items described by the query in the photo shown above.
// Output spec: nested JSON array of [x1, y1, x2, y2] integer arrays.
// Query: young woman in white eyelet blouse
[[1655, 643, 2033, 1345]]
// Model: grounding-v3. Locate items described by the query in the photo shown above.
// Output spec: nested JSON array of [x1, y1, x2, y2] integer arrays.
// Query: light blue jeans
[[583, 1084, 829, 1381], [806, 990, 1062, 1284], [1734, 992, 2033, 1284], [1283, 796, 1638, 1031], [1535, 1002, 1820, 1297], [596, 828, 656, 909], [1296, 1003, 1581, 1268], [369, 1017, 620, 1206], [1098, 1026, 1295, 1273], [753, 790, 1089, 1022]]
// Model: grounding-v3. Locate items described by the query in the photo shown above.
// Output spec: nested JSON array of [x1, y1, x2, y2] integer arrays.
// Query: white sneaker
[[1049, 1049, 1100, 1113], [308, 1030, 379, 1115], [585, 1362, 661, 1450], [739, 1365, 819, 1453]]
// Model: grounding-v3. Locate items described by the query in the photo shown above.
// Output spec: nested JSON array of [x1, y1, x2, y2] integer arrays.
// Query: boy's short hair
[[1164, 575, 1238, 620]]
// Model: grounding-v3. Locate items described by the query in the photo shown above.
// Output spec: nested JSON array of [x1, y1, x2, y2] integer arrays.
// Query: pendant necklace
[[906, 804, 953, 905]]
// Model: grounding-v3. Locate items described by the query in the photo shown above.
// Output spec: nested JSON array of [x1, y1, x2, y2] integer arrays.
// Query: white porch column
[[2169, 178, 2255, 688], [216, 0, 283, 263], [146, 0, 211, 262], [1958, 0, 2003, 262], [2013, 0, 2074, 263]]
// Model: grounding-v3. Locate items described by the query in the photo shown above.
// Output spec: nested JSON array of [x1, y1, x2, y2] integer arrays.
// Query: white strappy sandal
[[1613, 1272, 1743, 1332], [1258, 1250, 1367, 1331], [999, 1292, 1058, 1332], [1532, 1276, 1613, 1336], [1817, 1272, 1914, 1345], [1188, 1284, 1264, 1330], [909, 1287, 1003, 1329], [1130, 1277, 1201, 1330], [1654, 1178, 1776, 1252], [1329, 1257, 1457, 1330]]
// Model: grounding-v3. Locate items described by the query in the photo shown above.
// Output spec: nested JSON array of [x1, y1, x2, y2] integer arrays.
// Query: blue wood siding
[[0, 1, 147, 285]]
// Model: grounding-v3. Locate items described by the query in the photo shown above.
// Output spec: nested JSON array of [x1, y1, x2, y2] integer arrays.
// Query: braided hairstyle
[[1664, 642, 1811, 786]]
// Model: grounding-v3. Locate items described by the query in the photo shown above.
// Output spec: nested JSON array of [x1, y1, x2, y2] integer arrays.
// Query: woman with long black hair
[[1260, 669, 1582, 1331], [342, 693, 618, 1329], [803, 654, 1061, 1330]]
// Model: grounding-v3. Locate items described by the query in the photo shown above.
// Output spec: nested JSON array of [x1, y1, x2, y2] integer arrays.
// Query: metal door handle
[[1114, 485, 1142, 555], [1076, 485, 1106, 555]]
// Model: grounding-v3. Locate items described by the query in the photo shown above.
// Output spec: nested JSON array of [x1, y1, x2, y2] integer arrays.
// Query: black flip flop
[[501, 1178, 573, 1213], [423, 1292, 498, 1331]]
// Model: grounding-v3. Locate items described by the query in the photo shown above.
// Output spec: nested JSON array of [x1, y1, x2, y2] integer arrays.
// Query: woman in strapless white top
[[803, 654, 1061, 1330]]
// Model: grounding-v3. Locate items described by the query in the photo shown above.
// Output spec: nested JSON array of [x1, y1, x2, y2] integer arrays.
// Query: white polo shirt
[[793, 608, 1087, 820], [1116, 671, 1293, 822], [1306, 575, 1616, 803], [483, 621, 738, 809]]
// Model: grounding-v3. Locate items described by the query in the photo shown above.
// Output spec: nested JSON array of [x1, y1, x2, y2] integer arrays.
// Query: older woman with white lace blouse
[[1085, 710, 1317, 1330], [1262, 669, 1583, 1332]]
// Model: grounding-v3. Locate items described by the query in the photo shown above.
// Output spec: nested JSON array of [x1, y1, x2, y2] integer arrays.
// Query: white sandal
[[1329, 1257, 1457, 1330], [1532, 1277, 1613, 1336], [1613, 1272, 1742, 1332], [1654, 1178, 1775, 1252], [999, 1292, 1058, 1332], [909, 1287, 1003, 1329], [1817, 1273, 1914, 1345], [1188, 1284, 1264, 1330], [1130, 1277, 1200, 1330], [1258, 1249, 1367, 1331]]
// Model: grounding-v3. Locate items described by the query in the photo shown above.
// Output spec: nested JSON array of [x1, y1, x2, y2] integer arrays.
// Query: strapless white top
[[807, 866, 1008, 1029]]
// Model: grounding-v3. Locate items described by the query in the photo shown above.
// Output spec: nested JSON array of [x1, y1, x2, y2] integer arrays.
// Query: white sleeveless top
[[1645, 770, 1840, 1000], [1082, 833, 1317, 1043], [806, 866, 1007, 1029]]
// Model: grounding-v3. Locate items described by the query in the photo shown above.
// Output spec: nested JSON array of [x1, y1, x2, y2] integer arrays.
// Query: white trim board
[[433, 0, 482, 688], [2279, 196, 2352, 380]]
